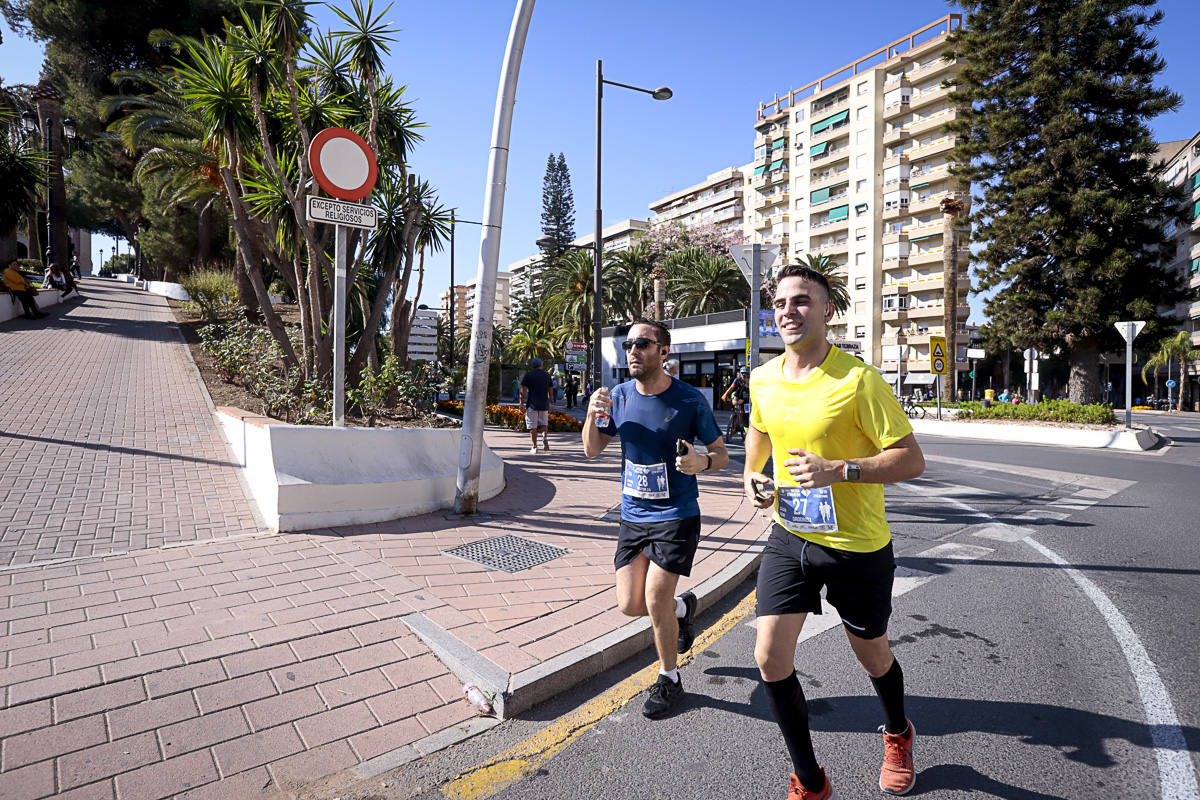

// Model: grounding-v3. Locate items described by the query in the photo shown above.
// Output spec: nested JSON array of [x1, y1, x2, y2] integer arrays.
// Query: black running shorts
[[756, 523, 895, 639], [614, 516, 702, 577]]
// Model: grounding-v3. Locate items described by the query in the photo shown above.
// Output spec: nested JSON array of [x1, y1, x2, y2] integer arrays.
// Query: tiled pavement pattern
[[0, 279, 264, 567], [0, 279, 761, 799]]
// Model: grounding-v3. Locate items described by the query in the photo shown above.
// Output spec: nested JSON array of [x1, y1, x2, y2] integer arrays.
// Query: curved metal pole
[[455, 0, 536, 514]]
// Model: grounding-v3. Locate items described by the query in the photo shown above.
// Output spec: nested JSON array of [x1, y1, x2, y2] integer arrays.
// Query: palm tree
[[1141, 331, 1200, 409], [543, 247, 603, 350], [606, 243, 655, 321], [508, 320, 563, 363], [0, 106, 48, 240], [666, 251, 749, 317], [795, 253, 851, 315]]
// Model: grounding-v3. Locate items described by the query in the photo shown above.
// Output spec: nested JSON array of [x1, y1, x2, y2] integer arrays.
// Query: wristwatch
[[704, 454, 713, 472], [843, 461, 861, 482]]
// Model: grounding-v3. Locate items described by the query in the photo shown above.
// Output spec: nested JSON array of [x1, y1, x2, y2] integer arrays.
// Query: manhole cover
[[443, 535, 571, 574]]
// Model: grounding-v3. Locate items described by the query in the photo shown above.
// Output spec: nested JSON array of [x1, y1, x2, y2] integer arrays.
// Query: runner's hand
[[587, 387, 612, 422], [675, 440, 706, 475], [744, 471, 774, 508], [784, 449, 842, 489]]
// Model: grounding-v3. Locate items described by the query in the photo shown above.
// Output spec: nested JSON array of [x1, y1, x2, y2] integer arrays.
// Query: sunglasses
[[621, 337, 662, 352]]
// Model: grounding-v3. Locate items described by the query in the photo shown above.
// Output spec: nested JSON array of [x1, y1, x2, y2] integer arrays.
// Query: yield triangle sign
[[931, 342, 946, 359]]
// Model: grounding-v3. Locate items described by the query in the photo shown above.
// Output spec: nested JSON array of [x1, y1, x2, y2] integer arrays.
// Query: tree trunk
[[234, 248, 261, 322], [392, 297, 411, 362], [1002, 347, 1012, 394], [1067, 339, 1103, 404], [197, 205, 213, 265]]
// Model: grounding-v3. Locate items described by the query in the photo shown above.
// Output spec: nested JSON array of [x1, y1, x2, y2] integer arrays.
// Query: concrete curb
[[401, 516, 771, 721], [911, 417, 1160, 450]]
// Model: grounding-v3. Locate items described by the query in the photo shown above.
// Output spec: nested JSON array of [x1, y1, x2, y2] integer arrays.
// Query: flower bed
[[436, 400, 584, 433]]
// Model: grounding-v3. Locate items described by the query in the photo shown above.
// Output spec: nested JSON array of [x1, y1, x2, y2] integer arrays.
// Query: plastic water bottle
[[464, 684, 494, 716], [594, 408, 610, 429]]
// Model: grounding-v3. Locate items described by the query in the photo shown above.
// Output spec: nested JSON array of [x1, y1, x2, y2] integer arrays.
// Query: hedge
[[436, 400, 584, 433], [954, 399, 1117, 426]]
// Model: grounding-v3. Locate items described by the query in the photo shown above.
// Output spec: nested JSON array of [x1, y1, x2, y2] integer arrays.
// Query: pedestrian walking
[[583, 318, 729, 719], [3, 258, 47, 320], [520, 358, 554, 453], [664, 358, 680, 378], [566, 373, 579, 409], [744, 264, 925, 799]]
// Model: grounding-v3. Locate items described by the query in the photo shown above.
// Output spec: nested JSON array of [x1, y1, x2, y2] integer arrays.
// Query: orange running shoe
[[787, 768, 837, 800], [879, 719, 916, 795]]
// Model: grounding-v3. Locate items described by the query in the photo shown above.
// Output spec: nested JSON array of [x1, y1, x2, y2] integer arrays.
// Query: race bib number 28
[[777, 486, 838, 534], [622, 460, 669, 500]]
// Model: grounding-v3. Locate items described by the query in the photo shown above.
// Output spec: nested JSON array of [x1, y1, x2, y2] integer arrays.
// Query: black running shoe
[[676, 590, 697, 653], [642, 674, 685, 719]]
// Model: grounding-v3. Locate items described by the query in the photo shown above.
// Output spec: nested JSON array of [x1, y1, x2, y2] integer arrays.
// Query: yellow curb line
[[441, 589, 758, 800]]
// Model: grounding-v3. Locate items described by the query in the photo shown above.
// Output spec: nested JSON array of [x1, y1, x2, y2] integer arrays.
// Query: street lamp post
[[593, 60, 672, 394], [448, 211, 485, 374]]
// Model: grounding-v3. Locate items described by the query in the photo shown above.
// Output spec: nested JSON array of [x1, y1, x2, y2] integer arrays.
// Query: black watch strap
[[704, 454, 712, 471]]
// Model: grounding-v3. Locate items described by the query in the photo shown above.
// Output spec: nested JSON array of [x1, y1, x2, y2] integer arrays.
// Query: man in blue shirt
[[583, 319, 729, 719], [520, 358, 554, 454]]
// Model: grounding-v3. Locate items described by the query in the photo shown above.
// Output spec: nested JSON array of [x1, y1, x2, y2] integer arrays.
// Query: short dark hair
[[775, 265, 832, 302], [619, 318, 671, 347]]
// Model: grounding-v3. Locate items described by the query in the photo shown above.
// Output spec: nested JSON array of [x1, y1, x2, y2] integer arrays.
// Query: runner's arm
[[784, 432, 925, 488], [678, 436, 729, 475], [582, 388, 613, 458], [743, 424, 774, 507]]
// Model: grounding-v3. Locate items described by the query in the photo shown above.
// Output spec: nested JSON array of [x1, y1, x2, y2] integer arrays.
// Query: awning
[[811, 187, 831, 204], [855, 203, 869, 212], [809, 142, 829, 157], [1192, 256, 1200, 273], [752, 164, 767, 177], [903, 374, 938, 385], [769, 158, 784, 172], [1192, 171, 1200, 190], [811, 109, 850, 134], [1193, 199, 1200, 220], [813, 88, 848, 107], [909, 232, 940, 241], [827, 205, 849, 221], [771, 137, 787, 150], [910, 181, 930, 190]]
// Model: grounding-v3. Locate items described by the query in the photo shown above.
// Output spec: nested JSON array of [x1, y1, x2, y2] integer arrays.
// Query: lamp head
[[651, 87, 673, 101], [535, 235, 557, 251], [20, 110, 37, 133], [62, 117, 76, 139]]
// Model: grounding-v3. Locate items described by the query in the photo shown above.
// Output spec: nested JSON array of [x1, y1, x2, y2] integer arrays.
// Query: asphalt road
[[337, 411, 1200, 800]]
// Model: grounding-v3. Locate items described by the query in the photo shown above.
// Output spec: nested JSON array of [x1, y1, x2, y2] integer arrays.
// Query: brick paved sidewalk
[[0, 280, 763, 799], [0, 279, 265, 566]]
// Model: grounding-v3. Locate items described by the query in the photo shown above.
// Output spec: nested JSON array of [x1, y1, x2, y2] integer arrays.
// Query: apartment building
[[439, 284, 468, 331], [1154, 133, 1200, 408], [648, 166, 747, 236], [508, 219, 649, 307], [463, 272, 511, 330], [747, 14, 970, 387]]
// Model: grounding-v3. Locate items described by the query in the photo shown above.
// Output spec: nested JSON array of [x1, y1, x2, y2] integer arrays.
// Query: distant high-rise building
[[747, 14, 969, 388], [440, 285, 469, 331], [648, 167, 746, 235], [509, 219, 649, 307], [463, 271, 511, 330], [1153, 134, 1200, 408]]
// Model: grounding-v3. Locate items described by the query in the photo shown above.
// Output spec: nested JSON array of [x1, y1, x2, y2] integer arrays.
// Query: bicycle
[[901, 396, 927, 419], [725, 405, 745, 442]]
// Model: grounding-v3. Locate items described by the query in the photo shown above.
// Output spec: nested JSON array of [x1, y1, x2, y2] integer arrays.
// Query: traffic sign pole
[[332, 225, 347, 427], [1115, 320, 1146, 429]]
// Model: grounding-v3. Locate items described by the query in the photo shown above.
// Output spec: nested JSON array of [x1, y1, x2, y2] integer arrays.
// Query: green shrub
[[181, 268, 239, 320], [956, 399, 1116, 425]]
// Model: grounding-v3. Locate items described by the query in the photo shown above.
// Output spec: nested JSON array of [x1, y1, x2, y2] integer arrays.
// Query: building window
[[855, 325, 866, 338], [856, 129, 868, 144], [855, 252, 866, 265], [855, 202, 869, 216], [855, 227, 867, 240], [857, 81, 869, 95], [855, 278, 867, 290], [857, 154, 868, 169], [857, 105, 868, 120], [794, 109, 805, 122], [856, 179, 867, 192]]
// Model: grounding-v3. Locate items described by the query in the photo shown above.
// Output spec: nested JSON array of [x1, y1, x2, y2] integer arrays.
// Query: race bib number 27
[[622, 460, 669, 500], [777, 486, 838, 534]]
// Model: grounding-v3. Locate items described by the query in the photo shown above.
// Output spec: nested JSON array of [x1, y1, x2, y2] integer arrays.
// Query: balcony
[[811, 213, 849, 232], [882, 309, 908, 322], [909, 108, 957, 137], [909, 248, 945, 265], [810, 119, 852, 146], [882, 152, 910, 170], [883, 127, 909, 147], [882, 202, 910, 221], [811, 92, 850, 118], [755, 212, 788, 230], [811, 144, 850, 165], [910, 135, 957, 160], [956, 302, 971, 318], [910, 84, 954, 110], [910, 190, 966, 214], [812, 190, 850, 210], [1192, 213, 1200, 233], [711, 205, 743, 224], [909, 162, 951, 182], [883, 74, 911, 89], [910, 56, 960, 81], [817, 238, 849, 255], [810, 168, 850, 191], [882, 283, 909, 296], [883, 99, 910, 121], [756, 190, 788, 210], [908, 303, 946, 319], [882, 257, 909, 271]]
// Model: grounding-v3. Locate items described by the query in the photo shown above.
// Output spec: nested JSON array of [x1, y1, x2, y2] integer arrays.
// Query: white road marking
[[1024, 537, 1200, 800]]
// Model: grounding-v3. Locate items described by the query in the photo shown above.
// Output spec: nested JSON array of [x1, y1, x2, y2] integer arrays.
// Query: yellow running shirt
[[749, 345, 913, 553]]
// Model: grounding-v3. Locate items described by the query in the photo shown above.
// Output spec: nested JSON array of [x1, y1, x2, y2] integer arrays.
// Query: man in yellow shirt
[[745, 264, 925, 800], [3, 258, 46, 320]]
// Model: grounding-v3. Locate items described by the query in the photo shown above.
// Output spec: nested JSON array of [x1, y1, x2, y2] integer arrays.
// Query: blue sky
[[4, 0, 1200, 324]]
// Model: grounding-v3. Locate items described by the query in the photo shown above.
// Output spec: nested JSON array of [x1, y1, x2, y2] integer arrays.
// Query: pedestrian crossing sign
[[929, 336, 948, 375]]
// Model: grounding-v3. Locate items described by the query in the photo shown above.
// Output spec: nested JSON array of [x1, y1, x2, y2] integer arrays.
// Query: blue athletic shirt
[[599, 378, 721, 523]]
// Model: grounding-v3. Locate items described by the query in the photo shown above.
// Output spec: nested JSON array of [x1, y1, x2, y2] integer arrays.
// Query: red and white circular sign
[[308, 127, 378, 201]]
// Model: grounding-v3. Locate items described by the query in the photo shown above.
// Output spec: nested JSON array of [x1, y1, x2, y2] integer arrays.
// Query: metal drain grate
[[443, 534, 571, 574]]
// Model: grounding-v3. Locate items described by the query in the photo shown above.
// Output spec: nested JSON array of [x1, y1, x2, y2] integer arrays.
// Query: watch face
[[846, 463, 861, 481]]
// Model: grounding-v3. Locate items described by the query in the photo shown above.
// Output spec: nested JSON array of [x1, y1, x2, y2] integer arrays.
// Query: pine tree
[[947, 0, 1188, 403], [539, 152, 576, 254]]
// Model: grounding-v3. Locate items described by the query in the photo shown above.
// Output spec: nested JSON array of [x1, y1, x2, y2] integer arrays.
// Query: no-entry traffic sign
[[308, 127, 378, 201]]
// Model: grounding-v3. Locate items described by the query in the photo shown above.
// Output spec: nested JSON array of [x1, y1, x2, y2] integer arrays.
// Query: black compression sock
[[870, 657, 908, 735], [764, 671, 824, 792]]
